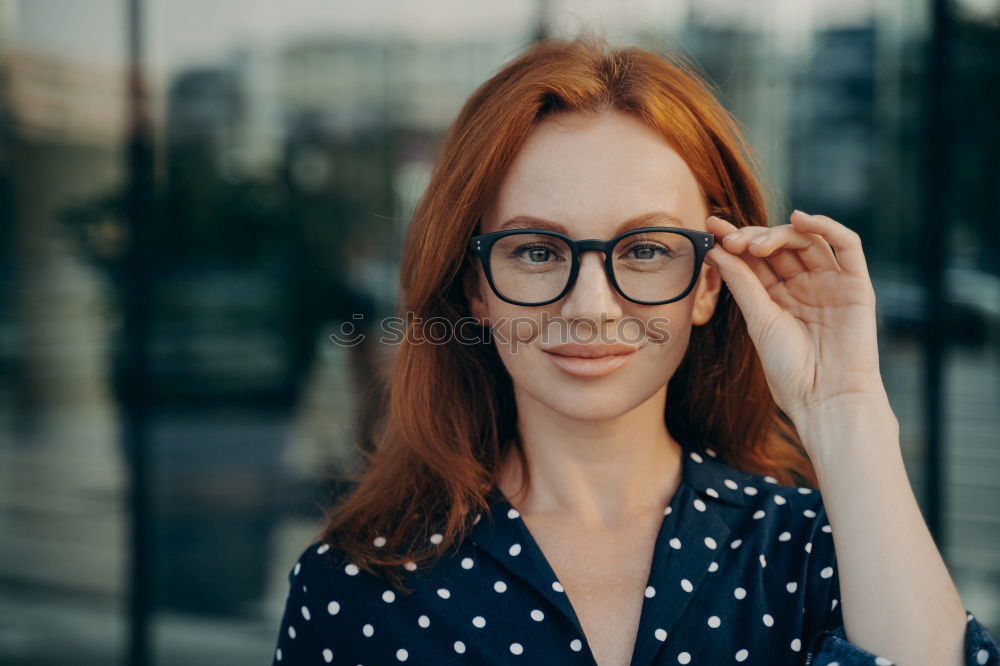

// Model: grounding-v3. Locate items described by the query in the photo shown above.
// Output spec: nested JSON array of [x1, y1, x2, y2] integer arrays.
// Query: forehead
[[484, 110, 708, 235]]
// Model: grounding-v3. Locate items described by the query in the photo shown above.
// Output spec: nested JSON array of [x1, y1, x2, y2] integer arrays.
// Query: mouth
[[542, 344, 638, 378]]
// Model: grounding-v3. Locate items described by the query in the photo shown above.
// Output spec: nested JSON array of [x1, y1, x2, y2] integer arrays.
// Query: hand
[[703, 210, 888, 426]]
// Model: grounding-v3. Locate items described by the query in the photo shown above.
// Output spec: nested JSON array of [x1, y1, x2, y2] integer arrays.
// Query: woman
[[271, 36, 999, 665]]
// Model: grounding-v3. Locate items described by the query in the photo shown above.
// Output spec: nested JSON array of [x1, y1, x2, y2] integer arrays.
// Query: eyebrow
[[496, 211, 689, 236]]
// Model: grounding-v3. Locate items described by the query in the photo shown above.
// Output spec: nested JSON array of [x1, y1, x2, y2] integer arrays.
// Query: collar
[[678, 438, 749, 508], [469, 436, 752, 665]]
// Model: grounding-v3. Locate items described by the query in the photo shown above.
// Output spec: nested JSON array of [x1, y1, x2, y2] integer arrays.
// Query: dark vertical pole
[[124, 0, 154, 664], [921, 0, 953, 546]]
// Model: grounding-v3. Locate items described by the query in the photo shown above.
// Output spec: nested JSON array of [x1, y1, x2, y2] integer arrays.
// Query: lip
[[542, 344, 638, 378]]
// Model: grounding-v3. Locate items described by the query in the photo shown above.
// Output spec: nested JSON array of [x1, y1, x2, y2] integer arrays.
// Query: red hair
[[317, 35, 817, 593]]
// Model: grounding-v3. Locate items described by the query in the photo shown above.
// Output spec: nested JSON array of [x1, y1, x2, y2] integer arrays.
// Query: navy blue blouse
[[272, 440, 999, 665]]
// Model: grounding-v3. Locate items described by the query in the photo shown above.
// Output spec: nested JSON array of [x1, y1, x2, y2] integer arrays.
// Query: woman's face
[[466, 110, 722, 422]]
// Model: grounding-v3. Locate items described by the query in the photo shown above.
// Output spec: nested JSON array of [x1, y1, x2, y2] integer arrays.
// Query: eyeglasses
[[468, 226, 714, 306]]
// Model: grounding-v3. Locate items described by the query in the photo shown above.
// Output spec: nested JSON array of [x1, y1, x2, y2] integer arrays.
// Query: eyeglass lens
[[488, 231, 696, 304]]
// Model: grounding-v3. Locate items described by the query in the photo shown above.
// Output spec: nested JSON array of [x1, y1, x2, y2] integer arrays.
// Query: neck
[[497, 383, 684, 529]]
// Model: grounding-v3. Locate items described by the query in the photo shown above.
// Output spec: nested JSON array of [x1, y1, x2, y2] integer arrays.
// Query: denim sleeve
[[805, 613, 1000, 666]]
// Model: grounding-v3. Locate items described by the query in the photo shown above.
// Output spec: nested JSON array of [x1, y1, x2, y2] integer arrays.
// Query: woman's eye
[[516, 245, 561, 262], [625, 243, 670, 260]]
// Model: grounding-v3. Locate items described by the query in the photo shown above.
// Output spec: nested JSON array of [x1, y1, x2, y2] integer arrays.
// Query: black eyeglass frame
[[467, 226, 715, 306]]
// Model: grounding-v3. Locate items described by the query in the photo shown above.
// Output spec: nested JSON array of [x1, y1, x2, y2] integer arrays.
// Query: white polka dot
[[288, 625, 296, 639], [759, 554, 767, 567], [731, 539, 743, 549], [690, 451, 703, 463], [704, 536, 717, 549], [706, 447, 717, 457], [693, 499, 707, 512], [276, 648, 282, 661], [531, 609, 544, 621], [680, 578, 693, 592], [507, 507, 520, 519], [363, 623, 375, 637], [454, 641, 466, 654], [706, 488, 719, 498], [429, 533, 443, 544], [779, 531, 791, 541], [678, 652, 692, 664], [570, 639, 582, 652], [804, 509, 817, 518], [734, 587, 747, 600], [293, 562, 301, 576], [774, 495, 787, 505], [764, 475, 777, 484], [708, 616, 721, 628], [645, 585, 656, 598], [322, 648, 333, 663], [509, 543, 522, 556], [805, 542, 813, 553], [437, 588, 451, 598], [373, 536, 387, 547], [345, 563, 359, 576], [404, 560, 417, 571], [828, 662, 839, 666], [786, 581, 798, 593], [510, 643, 523, 655], [655, 628, 668, 641], [753, 510, 765, 519], [382, 590, 395, 603], [736, 648, 749, 661], [473, 513, 481, 525], [763, 613, 774, 627], [396, 648, 408, 661], [744, 486, 758, 496], [670, 537, 682, 549], [418, 615, 430, 628], [552, 581, 564, 593], [472, 615, 486, 628], [820, 566, 834, 579], [494, 580, 507, 593], [822, 524, 832, 533], [977, 649, 989, 664], [832, 598, 838, 610], [327, 601, 340, 615], [708, 561, 719, 572], [461, 557, 474, 569], [798, 487, 813, 494], [724, 479, 739, 490], [875, 658, 893, 665], [317, 543, 330, 554], [664, 506, 673, 516], [791, 638, 801, 651]]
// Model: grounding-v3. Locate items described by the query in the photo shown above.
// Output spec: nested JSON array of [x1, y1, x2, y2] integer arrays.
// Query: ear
[[463, 263, 489, 323], [691, 260, 722, 326]]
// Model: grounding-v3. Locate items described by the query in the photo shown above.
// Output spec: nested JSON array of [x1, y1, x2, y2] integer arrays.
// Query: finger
[[789, 210, 869, 279], [707, 217, 783, 290], [741, 223, 841, 275], [737, 227, 809, 282], [704, 245, 782, 338]]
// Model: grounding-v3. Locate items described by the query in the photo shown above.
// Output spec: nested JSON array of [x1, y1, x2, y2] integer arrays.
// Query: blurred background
[[0, 0, 997, 664]]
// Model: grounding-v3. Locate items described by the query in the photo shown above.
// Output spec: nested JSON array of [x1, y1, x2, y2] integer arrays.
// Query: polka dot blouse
[[272, 440, 1000, 665]]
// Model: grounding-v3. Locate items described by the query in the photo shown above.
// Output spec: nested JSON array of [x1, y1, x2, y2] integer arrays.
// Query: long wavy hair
[[316, 34, 818, 594]]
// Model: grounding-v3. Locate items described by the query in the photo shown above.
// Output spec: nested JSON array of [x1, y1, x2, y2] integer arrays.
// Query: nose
[[558, 250, 624, 325]]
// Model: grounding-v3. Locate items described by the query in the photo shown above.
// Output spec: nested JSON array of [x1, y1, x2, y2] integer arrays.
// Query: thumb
[[704, 246, 781, 337]]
